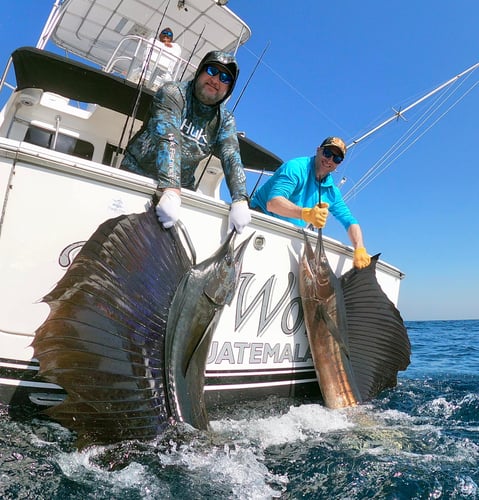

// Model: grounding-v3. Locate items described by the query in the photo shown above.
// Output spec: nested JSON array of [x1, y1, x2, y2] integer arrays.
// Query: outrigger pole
[[347, 61, 479, 150]]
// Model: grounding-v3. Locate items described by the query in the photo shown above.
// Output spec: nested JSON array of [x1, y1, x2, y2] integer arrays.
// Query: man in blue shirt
[[250, 136, 370, 268]]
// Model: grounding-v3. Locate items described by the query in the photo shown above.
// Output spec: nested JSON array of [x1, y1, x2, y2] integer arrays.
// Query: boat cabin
[[0, 47, 282, 200]]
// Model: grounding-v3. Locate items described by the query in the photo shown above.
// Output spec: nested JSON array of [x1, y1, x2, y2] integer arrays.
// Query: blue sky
[[1, 1, 478, 321]]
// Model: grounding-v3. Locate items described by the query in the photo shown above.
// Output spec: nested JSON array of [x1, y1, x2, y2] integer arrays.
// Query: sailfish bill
[[32, 207, 251, 446], [299, 230, 411, 409]]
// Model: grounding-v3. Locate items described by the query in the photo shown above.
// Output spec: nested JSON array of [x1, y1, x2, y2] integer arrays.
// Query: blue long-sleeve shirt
[[250, 155, 358, 229]]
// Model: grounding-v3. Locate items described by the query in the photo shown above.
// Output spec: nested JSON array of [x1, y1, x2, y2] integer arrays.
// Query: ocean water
[[1, 320, 478, 499]]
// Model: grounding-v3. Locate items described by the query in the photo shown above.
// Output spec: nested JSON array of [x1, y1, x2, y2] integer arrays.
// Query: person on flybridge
[[142, 27, 182, 88], [121, 50, 251, 234]]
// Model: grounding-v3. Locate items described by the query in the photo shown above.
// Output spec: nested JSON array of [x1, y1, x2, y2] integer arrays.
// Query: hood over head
[[194, 50, 239, 104]]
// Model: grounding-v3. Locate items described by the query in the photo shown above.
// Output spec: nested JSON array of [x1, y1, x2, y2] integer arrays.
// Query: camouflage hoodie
[[121, 51, 247, 202]]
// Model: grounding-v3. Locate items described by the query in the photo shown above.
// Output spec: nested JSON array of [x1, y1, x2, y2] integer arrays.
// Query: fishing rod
[[112, 0, 170, 167], [196, 42, 271, 192], [179, 26, 205, 82], [138, 7, 172, 90], [126, 2, 170, 134], [232, 41, 270, 113]]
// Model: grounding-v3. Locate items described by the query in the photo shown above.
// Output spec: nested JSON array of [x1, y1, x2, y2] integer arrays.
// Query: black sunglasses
[[161, 30, 173, 37], [204, 65, 233, 84], [322, 148, 343, 165]]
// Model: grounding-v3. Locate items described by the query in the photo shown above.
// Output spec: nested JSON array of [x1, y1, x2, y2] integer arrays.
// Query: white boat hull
[[0, 140, 403, 409], [0, 1, 404, 411]]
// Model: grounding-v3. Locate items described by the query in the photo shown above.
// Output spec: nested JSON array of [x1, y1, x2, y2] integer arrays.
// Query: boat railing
[[0, 57, 16, 104], [104, 35, 195, 91]]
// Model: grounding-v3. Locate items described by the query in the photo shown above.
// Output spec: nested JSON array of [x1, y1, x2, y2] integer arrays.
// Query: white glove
[[228, 200, 251, 234], [155, 190, 181, 228]]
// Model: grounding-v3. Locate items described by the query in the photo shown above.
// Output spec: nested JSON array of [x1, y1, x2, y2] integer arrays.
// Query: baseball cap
[[320, 136, 347, 158]]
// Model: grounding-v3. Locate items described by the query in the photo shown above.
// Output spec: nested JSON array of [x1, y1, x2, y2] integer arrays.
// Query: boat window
[[24, 125, 94, 161]]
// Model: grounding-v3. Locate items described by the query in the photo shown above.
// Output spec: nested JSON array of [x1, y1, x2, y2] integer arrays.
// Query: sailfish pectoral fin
[[311, 303, 347, 353], [320, 309, 350, 357], [181, 303, 219, 377]]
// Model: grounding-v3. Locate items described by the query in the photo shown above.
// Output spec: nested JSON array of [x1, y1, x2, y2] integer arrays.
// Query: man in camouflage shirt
[[121, 50, 250, 233]]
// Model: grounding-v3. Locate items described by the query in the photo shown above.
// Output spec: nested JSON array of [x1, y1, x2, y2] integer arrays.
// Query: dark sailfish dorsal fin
[[32, 206, 192, 446], [340, 254, 411, 401]]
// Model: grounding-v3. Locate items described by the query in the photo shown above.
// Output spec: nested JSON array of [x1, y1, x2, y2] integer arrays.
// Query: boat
[[0, 0, 406, 412]]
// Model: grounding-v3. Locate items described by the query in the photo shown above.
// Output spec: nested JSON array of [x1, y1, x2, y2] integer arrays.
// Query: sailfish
[[32, 206, 252, 446], [299, 229, 411, 408]]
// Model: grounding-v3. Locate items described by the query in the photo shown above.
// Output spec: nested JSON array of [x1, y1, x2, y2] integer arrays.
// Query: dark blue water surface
[[1, 320, 478, 499]]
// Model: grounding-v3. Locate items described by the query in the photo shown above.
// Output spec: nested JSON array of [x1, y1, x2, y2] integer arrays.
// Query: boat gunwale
[[0, 137, 405, 280]]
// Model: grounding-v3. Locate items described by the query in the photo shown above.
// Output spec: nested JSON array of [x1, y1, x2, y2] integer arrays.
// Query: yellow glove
[[353, 247, 371, 269], [301, 202, 329, 229]]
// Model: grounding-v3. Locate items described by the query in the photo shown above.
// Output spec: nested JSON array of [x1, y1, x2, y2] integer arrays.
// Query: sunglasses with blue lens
[[161, 30, 173, 37], [322, 148, 343, 165], [204, 65, 233, 84]]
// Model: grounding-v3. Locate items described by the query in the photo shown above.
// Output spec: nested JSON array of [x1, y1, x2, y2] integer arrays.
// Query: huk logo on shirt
[[180, 119, 208, 146]]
